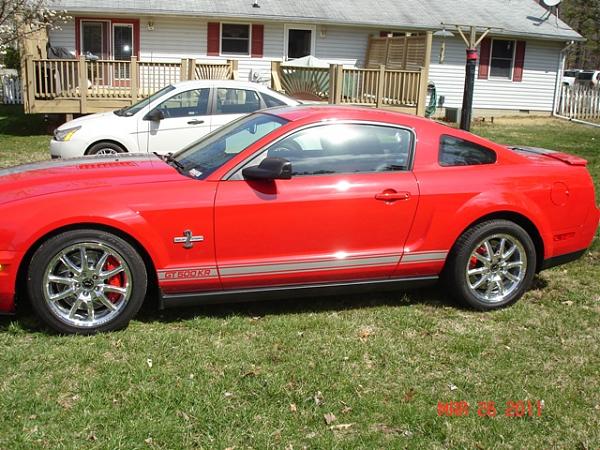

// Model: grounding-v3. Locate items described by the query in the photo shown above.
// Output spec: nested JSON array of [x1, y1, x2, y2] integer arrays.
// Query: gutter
[[552, 41, 576, 117]]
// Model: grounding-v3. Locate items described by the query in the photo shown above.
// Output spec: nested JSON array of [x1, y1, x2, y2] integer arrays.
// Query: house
[[21, 0, 582, 117]]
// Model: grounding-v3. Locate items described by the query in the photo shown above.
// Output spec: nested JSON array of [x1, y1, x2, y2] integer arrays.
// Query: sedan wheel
[[446, 220, 536, 310], [28, 230, 147, 334]]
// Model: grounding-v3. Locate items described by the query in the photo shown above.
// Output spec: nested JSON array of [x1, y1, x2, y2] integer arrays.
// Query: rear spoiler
[[508, 146, 588, 166]]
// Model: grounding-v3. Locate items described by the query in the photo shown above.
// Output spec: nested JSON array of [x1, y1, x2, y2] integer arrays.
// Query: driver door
[[142, 88, 212, 154]]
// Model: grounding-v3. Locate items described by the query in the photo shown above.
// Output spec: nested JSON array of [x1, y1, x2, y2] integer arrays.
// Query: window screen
[[221, 24, 250, 55], [490, 40, 515, 79]]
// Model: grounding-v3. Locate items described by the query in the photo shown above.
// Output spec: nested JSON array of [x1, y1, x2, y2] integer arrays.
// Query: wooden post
[[180, 59, 188, 81], [271, 61, 282, 91], [376, 64, 386, 108], [130, 56, 138, 103], [24, 55, 36, 113], [416, 31, 433, 116], [328, 64, 336, 104], [78, 56, 87, 114], [230, 59, 239, 80], [335, 64, 344, 104], [188, 58, 196, 80]]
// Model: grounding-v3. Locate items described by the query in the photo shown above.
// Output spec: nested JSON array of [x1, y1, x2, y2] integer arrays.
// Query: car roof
[[265, 104, 436, 128], [172, 80, 276, 91]]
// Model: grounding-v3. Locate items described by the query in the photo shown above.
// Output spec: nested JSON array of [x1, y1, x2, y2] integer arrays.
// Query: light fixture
[[433, 26, 455, 64], [147, 20, 155, 31], [253, 0, 260, 7], [320, 26, 327, 38]]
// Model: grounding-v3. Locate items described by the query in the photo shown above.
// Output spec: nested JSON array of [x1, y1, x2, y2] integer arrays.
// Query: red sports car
[[0, 106, 598, 334]]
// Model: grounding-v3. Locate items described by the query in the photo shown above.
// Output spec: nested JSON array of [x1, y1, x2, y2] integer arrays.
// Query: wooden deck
[[23, 57, 238, 114]]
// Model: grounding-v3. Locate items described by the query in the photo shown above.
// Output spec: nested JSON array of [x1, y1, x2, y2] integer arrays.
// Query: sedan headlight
[[54, 126, 81, 142]]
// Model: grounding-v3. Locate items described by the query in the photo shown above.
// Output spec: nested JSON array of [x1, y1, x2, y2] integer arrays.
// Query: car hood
[[0, 154, 183, 205], [56, 111, 123, 130]]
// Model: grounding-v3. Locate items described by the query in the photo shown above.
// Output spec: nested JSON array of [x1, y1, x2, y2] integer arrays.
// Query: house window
[[81, 21, 108, 59], [285, 26, 315, 60], [221, 24, 250, 55], [78, 18, 138, 61], [490, 39, 515, 79]]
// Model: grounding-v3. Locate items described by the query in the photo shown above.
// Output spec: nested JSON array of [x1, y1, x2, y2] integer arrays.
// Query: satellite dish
[[542, 0, 561, 7]]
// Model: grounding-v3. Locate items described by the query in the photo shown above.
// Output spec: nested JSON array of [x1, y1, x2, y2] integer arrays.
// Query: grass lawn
[[0, 105, 598, 449]]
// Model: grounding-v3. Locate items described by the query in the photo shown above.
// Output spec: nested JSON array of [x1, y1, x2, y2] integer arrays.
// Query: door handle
[[187, 119, 205, 125], [375, 190, 411, 202]]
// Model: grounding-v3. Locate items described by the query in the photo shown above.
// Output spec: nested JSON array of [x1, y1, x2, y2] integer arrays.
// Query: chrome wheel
[[465, 234, 527, 304], [96, 148, 118, 155], [42, 242, 132, 328]]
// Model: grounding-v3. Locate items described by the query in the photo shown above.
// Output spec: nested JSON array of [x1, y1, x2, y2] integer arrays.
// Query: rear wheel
[[86, 141, 125, 156], [446, 220, 536, 310], [27, 230, 147, 334]]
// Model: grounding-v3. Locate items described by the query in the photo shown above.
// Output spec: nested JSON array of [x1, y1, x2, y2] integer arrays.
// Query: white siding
[[315, 26, 371, 66], [429, 37, 562, 112], [48, 21, 76, 53]]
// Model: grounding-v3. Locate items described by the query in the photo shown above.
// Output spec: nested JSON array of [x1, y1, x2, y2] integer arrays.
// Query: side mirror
[[242, 157, 292, 181], [144, 109, 164, 121]]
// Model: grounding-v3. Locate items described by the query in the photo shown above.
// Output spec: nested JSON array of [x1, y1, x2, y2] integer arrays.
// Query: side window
[[439, 135, 496, 166], [263, 123, 412, 176], [216, 88, 262, 114], [156, 89, 209, 118], [261, 92, 287, 108]]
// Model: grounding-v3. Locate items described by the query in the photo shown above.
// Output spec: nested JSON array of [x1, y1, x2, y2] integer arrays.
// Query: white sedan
[[50, 80, 299, 158]]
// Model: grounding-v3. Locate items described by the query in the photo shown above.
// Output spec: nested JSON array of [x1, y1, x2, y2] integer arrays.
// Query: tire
[[27, 230, 148, 334], [86, 141, 126, 156], [445, 220, 537, 310]]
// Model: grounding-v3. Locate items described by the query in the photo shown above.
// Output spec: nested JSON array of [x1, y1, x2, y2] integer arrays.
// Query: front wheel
[[445, 220, 537, 310], [27, 230, 148, 334]]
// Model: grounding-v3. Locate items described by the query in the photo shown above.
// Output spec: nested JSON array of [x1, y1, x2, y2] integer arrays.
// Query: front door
[[214, 122, 419, 289], [144, 88, 212, 154]]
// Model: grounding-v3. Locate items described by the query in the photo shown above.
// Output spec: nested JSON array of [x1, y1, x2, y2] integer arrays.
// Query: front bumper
[[49, 138, 88, 159]]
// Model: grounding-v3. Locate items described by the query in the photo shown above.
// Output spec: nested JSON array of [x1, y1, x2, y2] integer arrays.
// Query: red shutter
[[513, 41, 526, 82], [478, 38, 491, 80], [251, 24, 264, 58], [207, 22, 220, 56]]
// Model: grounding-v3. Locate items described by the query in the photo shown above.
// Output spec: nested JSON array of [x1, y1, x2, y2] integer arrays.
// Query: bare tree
[[0, 0, 67, 49]]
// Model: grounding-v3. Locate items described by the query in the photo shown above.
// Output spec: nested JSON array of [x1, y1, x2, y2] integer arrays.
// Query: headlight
[[54, 126, 81, 142]]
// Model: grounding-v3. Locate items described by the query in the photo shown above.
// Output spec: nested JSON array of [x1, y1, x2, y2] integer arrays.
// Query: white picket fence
[[1, 75, 23, 104], [556, 84, 600, 122]]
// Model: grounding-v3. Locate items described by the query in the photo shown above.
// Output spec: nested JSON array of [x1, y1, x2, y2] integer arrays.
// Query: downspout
[[552, 40, 574, 117]]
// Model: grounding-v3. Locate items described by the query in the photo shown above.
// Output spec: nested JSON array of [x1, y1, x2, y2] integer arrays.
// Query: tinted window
[[264, 123, 412, 176], [262, 92, 287, 108], [155, 89, 210, 118], [439, 135, 496, 166], [216, 88, 261, 114]]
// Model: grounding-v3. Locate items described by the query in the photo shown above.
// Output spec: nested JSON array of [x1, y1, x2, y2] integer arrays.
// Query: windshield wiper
[[153, 152, 185, 171]]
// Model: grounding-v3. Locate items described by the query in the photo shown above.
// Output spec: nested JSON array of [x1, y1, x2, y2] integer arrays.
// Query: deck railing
[[24, 56, 238, 114], [273, 62, 427, 113]]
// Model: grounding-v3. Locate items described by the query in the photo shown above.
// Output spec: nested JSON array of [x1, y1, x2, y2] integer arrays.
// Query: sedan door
[[214, 122, 420, 289], [142, 88, 212, 154], [209, 87, 264, 132]]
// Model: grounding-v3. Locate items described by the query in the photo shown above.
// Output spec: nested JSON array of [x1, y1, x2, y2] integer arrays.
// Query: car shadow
[[0, 275, 550, 333]]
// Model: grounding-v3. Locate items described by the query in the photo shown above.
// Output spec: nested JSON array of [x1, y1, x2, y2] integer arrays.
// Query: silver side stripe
[[401, 251, 448, 263], [220, 255, 400, 278]]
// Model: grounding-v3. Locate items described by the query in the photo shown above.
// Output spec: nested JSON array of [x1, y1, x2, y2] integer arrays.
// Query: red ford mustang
[[0, 106, 598, 334]]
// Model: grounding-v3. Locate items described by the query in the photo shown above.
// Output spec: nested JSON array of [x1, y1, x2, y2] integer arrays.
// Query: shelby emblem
[[173, 230, 204, 249]]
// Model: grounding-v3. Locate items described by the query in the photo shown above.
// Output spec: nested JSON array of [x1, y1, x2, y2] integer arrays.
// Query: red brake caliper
[[104, 256, 123, 302], [469, 245, 486, 269]]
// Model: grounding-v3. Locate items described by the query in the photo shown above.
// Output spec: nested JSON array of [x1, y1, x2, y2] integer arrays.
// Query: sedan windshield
[[116, 85, 176, 116], [175, 113, 288, 179]]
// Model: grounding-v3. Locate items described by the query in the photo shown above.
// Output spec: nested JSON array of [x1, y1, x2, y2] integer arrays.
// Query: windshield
[[117, 85, 176, 116], [174, 113, 288, 179]]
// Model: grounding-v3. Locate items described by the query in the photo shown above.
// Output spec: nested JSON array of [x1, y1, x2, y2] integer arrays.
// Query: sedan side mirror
[[242, 157, 292, 181], [144, 109, 165, 122]]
